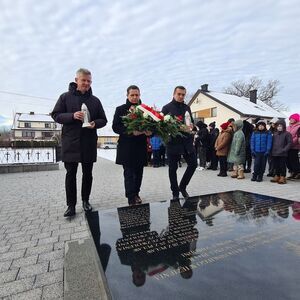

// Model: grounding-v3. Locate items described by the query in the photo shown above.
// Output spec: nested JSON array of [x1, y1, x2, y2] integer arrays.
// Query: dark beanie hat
[[209, 121, 216, 128]]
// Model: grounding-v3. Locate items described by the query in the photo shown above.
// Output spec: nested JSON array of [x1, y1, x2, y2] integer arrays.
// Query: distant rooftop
[[17, 113, 54, 122], [190, 89, 286, 119]]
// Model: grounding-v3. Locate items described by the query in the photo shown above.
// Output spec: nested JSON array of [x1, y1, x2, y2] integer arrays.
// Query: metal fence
[[0, 147, 56, 164]]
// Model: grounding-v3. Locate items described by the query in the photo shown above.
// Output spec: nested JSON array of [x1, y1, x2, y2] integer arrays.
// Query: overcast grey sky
[[0, 0, 299, 126]]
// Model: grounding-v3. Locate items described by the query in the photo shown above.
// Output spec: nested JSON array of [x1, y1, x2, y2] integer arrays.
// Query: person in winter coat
[[51, 68, 107, 217], [214, 122, 233, 177], [270, 120, 292, 184], [243, 120, 254, 173], [250, 120, 272, 182], [207, 121, 219, 170], [227, 120, 246, 179], [286, 113, 300, 179], [266, 117, 278, 176], [194, 121, 209, 170], [150, 135, 162, 167], [161, 86, 197, 200], [112, 85, 151, 205]]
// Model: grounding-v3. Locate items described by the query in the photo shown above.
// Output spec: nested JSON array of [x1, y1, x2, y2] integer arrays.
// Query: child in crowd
[[286, 113, 300, 179], [250, 120, 272, 182], [270, 120, 292, 184], [227, 120, 246, 179], [215, 122, 233, 177], [150, 135, 162, 168]]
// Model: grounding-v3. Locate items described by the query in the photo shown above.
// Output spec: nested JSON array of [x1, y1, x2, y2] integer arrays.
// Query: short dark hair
[[127, 85, 140, 94], [173, 86, 186, 94]]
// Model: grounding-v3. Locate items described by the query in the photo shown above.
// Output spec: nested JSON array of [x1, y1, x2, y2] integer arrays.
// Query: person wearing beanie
[[207, 121, 219, 170], [194, 121, 209, 171], [270, 120, 292, 184], [250, 120, 272, 182], [266, 117, 278, 176], [215, 122, 233, 176], [286, 113, 300, 179], [243, 120, 254, 173], [227, 120, 246, 179]]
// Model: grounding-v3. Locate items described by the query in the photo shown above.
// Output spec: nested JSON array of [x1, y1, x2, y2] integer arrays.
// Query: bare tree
[[224, 77, 288, 111]]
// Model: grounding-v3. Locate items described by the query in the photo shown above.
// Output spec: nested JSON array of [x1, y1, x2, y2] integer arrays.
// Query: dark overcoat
[[161, 99, 195, 155], [51, 82, 107, 162], [112, 99, 147, 167]]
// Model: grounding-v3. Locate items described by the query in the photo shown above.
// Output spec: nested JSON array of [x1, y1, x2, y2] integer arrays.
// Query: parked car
[[101, 142, 117, 149]]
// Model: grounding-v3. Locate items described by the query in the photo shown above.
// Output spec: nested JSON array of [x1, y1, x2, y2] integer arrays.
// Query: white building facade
[[11, 112, 61, 141]]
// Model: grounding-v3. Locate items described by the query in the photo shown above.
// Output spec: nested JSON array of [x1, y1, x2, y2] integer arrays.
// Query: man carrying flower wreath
[[162, 86, 197, 200], [112, 85, 152, 206]]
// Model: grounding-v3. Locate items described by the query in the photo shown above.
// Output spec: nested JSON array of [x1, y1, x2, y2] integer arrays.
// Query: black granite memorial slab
[[86, 191, 300, 300]]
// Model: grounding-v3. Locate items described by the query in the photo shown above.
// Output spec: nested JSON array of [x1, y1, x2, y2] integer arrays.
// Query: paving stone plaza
[[0, 154, 299, 299]]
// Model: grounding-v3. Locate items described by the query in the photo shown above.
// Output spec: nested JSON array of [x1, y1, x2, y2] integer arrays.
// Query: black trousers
[[253, 153, 267, 177], [123, 165, 144, 204], [273, 156, 287, 177], [197, 146, 207, 168], [219, 156, 227, 174], [268, 156, 275, 175], [244, 146, 252, 170], [152, 150, 160, 166], [64, 162, 93, 207], [210, 149, 219, 169], [168, 151, 197, 196], [287, 149, 300, 174]]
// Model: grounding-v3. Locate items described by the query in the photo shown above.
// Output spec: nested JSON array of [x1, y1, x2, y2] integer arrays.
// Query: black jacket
[[112, 100, 147, 167], [51, 82, 107, 162], [195, 121, 209, 148], [161, 99, 195, 155]]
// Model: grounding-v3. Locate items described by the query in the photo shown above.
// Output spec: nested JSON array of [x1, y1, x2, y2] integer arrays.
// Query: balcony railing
[[0, 147, 56, 164]]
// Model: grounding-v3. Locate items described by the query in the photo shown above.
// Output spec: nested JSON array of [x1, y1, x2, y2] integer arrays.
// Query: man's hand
[[86, 121, 96, 129], [133, 130, 144, 136], [180, 125, 192, 133], [73, 111, 84, 121]]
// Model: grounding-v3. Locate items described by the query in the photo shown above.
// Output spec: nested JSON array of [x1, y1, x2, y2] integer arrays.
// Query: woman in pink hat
[[286, 113, 300, 179]]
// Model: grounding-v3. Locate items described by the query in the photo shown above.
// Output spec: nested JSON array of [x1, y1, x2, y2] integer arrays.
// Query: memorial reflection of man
[[164, 199, 199, 278], [116, 200, 199, 285], [86, 211, 111, 271]]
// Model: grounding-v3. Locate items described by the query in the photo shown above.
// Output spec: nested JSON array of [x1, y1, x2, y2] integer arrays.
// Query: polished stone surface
[[87, 191, 300, 300]]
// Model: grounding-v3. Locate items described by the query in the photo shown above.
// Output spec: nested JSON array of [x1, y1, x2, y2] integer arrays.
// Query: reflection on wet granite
[[87, 191, 300, 300]]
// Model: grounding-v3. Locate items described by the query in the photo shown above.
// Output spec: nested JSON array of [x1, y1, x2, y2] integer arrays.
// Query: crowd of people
[[194, 114, 300, 184]]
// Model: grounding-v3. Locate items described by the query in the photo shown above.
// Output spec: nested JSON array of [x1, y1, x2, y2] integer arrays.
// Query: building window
[[211, 107, 217, 117], [45, 123, 51, 128], [42, 132, 53, 138], [24, 122, 31, 128], [22, 131, 35, 138]]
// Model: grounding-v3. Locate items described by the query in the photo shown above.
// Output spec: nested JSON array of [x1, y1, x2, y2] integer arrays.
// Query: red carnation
[[176, 115, 183, 121], [130, 113, 137, 120]]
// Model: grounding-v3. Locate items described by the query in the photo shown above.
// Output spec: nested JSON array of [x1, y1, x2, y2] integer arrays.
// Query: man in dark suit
[[162, 86, 197, 200], [112, 85, 151, 205], [52, 68, 107, 217]]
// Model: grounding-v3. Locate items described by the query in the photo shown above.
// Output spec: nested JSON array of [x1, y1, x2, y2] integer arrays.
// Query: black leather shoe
[[134, 195, 142, 204], [256, 176, 263, 182], [64, 206, 75, 217], [179, 187, 190, 199], [82, 201, 92, 212]]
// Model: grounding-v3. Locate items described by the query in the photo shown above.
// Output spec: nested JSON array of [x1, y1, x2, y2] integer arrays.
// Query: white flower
[[164, 115, 172, 122]]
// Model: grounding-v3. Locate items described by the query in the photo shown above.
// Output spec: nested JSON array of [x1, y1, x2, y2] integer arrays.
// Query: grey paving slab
[[0, 157, 299, 299]]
